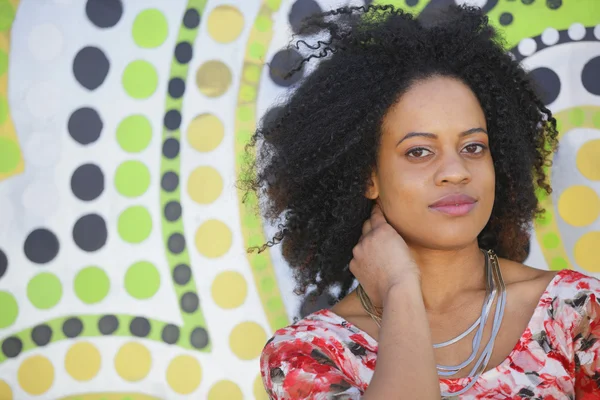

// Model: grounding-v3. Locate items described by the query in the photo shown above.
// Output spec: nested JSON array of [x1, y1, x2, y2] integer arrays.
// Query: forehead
[[383, 76, 487, 134]]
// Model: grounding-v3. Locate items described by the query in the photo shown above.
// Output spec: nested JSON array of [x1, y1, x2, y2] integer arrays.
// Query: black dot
[[73, 46, 110, 90], [405, 0, 418, 6], [98, 315, 119, 335], [168, 77, 186, 98], [71, 163, 104, 201], [24, 228, 59, 264], [162, 324, 180, 344], [175, 42, 193, 64], [164, 201, 182, 222], [68, 107, 103, 145], [2, 337, 22, 358], [190, 327, 209, 349], [521, 0, 534, 4], [582, 56, 600, 96], [161, 171, 179, 192], [183, 8, 200, 29], [288, 0, 322, 35], [173, 264, 191, 285], [0, 248, 7, 280], [499, 12, 513, 26], [130, 317, 150, 337], [546, 0, 562, 8], [181, 292, 199, 313], [269, 49, 304, 87], [31, 324, 53, 346], [164, 110, 182, 131], [299, 291, 336, 318], [162, 138, 180, 159], [168, 233, 186, 254], [73, 214, 108, 252], [86, 0, 123, 28], [528, 67, 561, 106], [63, 317, 83, 338]]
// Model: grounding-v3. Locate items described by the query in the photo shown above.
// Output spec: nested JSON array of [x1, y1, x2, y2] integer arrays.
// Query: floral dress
[[260, 269, 600, 399]]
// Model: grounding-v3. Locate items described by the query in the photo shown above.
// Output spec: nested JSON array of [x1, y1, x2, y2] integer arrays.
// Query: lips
[[429, 194, 477, 217]]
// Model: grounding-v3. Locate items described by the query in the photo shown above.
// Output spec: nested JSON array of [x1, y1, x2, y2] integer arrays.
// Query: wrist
[[382, 268, 421, 306]]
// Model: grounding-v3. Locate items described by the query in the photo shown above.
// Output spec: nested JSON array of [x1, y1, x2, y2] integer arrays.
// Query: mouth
[[429, 193, 477, 217]]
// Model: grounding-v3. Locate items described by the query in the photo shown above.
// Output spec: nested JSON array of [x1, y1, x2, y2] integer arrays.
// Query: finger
[[362, 218, 372, 236]]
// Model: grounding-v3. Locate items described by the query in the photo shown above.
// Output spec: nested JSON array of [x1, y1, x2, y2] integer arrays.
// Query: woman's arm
[[362, 274, 441, 400]]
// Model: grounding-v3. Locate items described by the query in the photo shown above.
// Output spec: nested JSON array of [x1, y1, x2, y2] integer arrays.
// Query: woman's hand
[[349, 201, 420, 307]]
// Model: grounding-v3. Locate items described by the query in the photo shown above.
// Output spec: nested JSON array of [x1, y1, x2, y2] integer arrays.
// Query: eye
[[462, 143, 486, 154], [406, 147, 433, 158]]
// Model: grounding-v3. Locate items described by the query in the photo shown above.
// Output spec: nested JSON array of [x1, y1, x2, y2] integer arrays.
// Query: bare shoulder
[[498, 257, 559, 301]]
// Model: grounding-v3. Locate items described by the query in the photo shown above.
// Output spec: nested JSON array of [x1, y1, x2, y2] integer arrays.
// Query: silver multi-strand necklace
[[356, 249, 506, 396]]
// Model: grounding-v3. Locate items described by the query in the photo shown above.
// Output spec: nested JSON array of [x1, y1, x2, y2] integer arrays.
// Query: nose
[[433, 152, 472, 186]]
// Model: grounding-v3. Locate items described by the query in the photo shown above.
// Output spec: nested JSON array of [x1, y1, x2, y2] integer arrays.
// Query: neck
[[408, 242, 487, 313]]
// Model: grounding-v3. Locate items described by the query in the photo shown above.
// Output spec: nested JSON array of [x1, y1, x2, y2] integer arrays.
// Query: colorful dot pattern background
[[0, 0, 598, 398]]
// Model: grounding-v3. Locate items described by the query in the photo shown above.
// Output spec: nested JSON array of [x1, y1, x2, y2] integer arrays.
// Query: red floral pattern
[[260, 270, 600, 399]]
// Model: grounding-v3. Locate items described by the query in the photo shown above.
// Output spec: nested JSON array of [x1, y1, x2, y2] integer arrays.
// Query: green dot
[[243, 65, 261, 83], [256, 15, 272, 32], [116, 115, 152, 153], [118, 206, 152, 243], [260, 277, 275, 293], [542, 233, 560, 249], [555, 118, 564, 134], [0, 0, 15, 32], [253, 254, 268, 271], [115, 161, 150, 198], [266, 0, 282, 11], [240, 85, 257, 102], [592, 112, 600, 129], [237, 129, 252, 143], [0, 137, 20, 174], [27, 272, 62, 310], [550, 257, 568, 270], [267, 298, 283, 313], [536, 211, 553, 226], [0, 49, 8, 76], [237, 106, 253, 122], [74, 266, 110, 304], [0, 291, 18, 328], [132, 9, 168, 48], [569, 108, 585, 127], [125, 261, 160, 300], [274, 316, 288, 329], [122, 60, 158, 99], [249, 43, 266, 59]]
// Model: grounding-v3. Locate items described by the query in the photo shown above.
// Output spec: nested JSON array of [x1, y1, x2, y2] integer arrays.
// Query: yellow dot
[[212, 271, 248, 309], [0, 380, 12, 400], [166, 355, 202, 394], [254, 374, 268, 400], [114, 342, 152, 382], [195, 219, 232, 258], [229, 322, 267, 360], [207, 380, 243, 400], [196, 60, 232, 98], [187, 166, 223, 204], [65, 341, 101, 381], [207, 6, 244, 43], [575, 231, 600, 272], [187, 114, 224, 153], [577, 139, 600, 181], [558, 185, 600, 227], [18, 355, 54, 395]]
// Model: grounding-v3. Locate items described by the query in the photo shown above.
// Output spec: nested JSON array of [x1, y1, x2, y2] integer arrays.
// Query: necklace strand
[[355, 249, 506, 396]]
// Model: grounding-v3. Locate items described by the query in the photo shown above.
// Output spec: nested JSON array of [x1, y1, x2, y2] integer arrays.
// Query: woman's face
[[366, 75, 495, 250]]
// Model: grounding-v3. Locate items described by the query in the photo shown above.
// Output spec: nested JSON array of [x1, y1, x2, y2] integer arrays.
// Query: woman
[[240, 4, 600, 398]]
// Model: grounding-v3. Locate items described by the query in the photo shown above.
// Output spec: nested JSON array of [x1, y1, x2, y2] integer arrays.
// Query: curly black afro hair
[[238, 4, 558, 299]]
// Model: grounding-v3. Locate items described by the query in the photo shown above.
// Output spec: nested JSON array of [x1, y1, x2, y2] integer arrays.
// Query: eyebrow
[[396, 127, 488, 146]]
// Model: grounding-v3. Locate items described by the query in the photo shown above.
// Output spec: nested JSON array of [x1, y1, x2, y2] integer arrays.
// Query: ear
[[364, 170, 380, 200]]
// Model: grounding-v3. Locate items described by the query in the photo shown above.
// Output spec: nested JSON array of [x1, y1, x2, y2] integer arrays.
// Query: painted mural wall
[[0, 0, 598, 398]]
